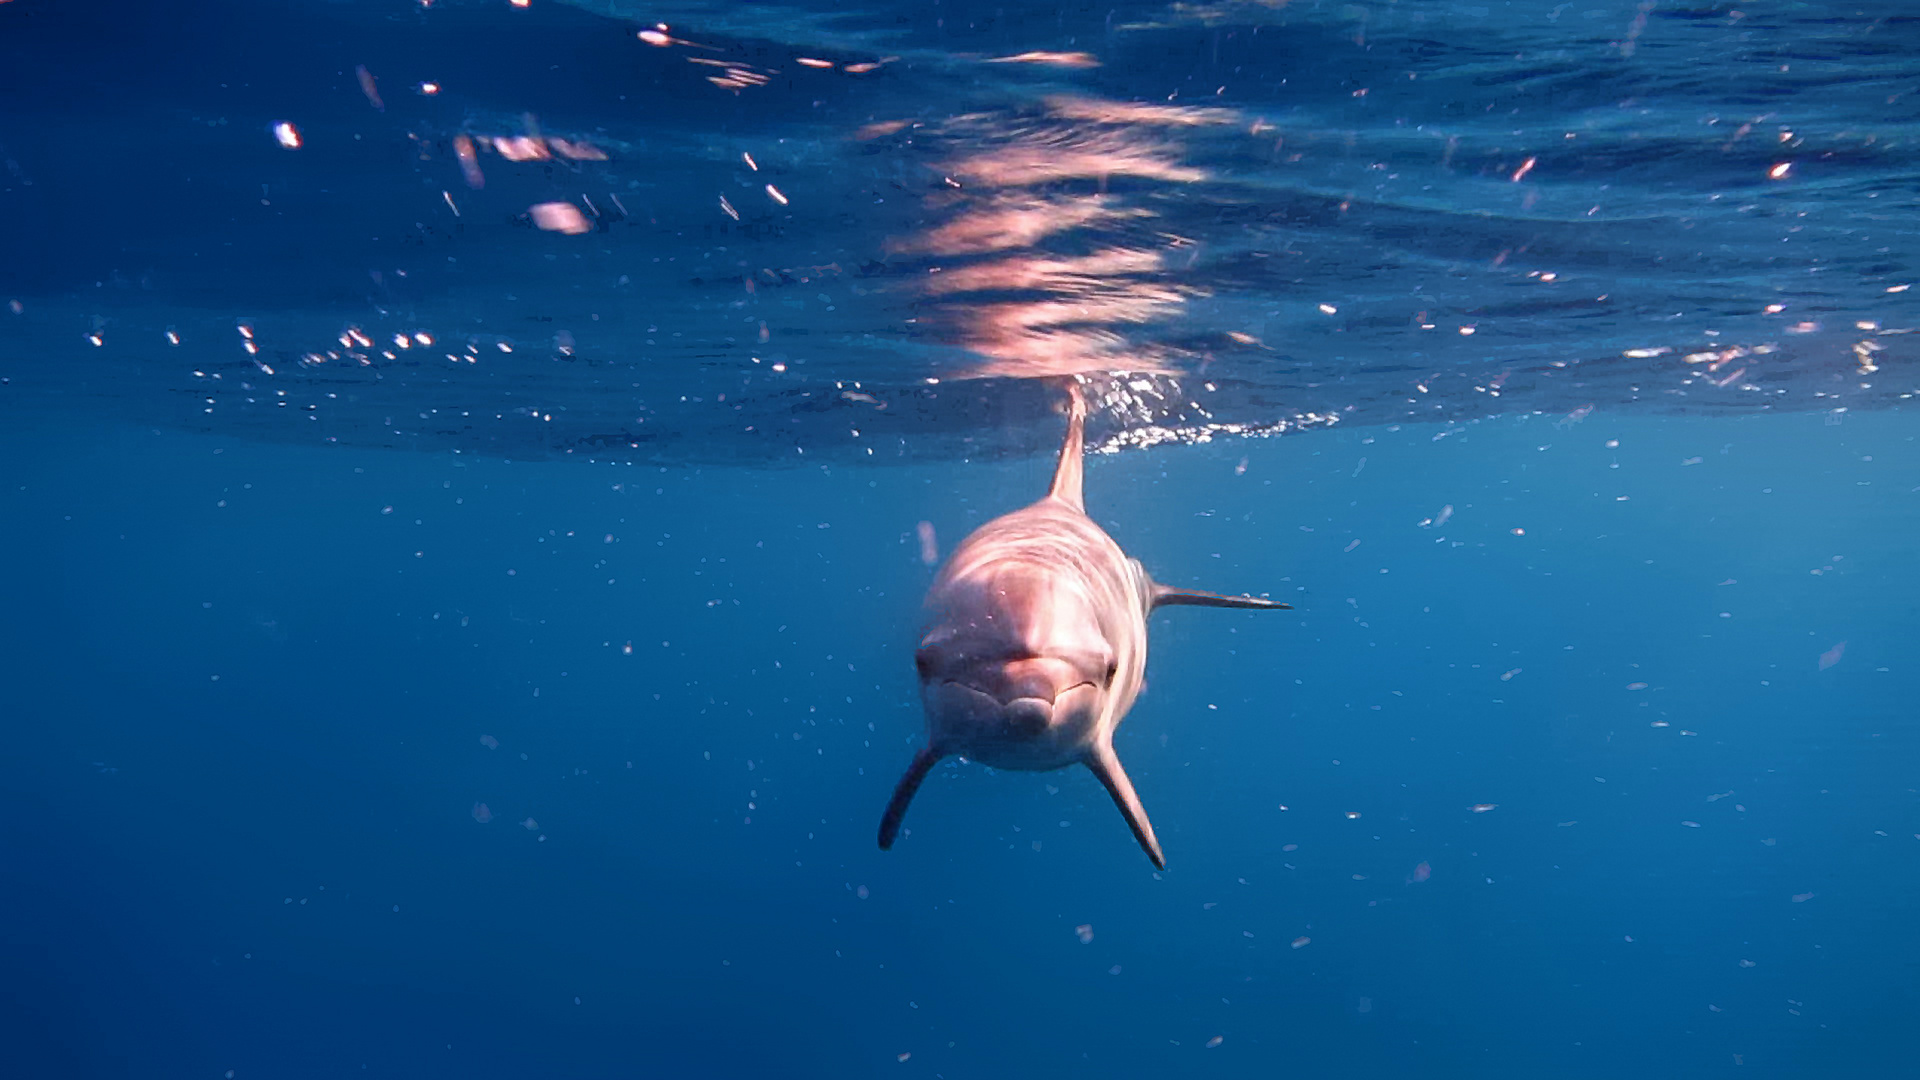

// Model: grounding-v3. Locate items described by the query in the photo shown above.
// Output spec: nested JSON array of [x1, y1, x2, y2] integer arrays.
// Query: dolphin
[[877, 383, 1288, 869]]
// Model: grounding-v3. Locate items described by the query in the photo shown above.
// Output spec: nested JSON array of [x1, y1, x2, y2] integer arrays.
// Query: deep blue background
[[3, 0, 1919, 1076], [5, 407, 1917, 1077]]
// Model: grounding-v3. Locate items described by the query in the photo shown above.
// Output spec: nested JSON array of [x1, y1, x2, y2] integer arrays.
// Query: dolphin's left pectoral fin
[[1152, 583, 1292, 611], [1086, 741, 1166, 870], [877, 748, 941, 851]]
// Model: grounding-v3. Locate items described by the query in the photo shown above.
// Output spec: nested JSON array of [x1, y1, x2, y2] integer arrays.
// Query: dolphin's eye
[[914, 650, 933, 678], [1103, 659, 1119, 687]]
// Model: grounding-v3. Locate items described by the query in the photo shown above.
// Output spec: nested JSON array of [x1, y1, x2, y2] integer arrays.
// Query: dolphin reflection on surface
[[878, 382, 1288, 869]]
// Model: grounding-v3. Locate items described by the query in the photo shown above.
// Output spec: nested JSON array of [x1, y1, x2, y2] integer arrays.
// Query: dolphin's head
[[913, 564, 1118, 768]]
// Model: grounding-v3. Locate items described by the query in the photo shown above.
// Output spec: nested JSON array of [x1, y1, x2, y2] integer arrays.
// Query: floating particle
[[1205, 1036, 1224, 1049], [1791, 892, 1815, 903], [471, 802, 493, 823], [1075, 924, 1094, 944], [916, 521, 939, 566], [1344, 539, 1361, 552], [765, 184, 789, 206], [1499, 669, 1520, 681], [986, 51, 1101, 68], [1471, 803, 1498, 813], [1318, 303, 1338, 315], [638, 29, 670, 45], [1739, 959, 1756, 968], [1510, 527, 1525, 536], [272, 121, 302, 149], [1768, 162, 1791, 179], [1682, 820, 1701, 828], [896, 1052, 910, 1063], [355, 64, 384, 111], [718, 195, 739, 221], [493, 135, 547, 161], [1109, 965, 1122, 975], [479, 734, 499, 749], [453, 135, 484, 188], [1626, 682, 1648, 691], [1511, 157, 1536, 182], [856, 885, 869, 899], [550, 138, 607, 162], [796, 57, 834, 69], [1408, 861, 1431, 883], [530, 202, 591, 234], [1818, 641, 1846, 670], [1291, 936, 1311, 949], [1345, 811, 1361, 819]]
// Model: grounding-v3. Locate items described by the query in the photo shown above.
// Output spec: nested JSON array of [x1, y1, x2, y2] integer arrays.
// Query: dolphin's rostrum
[[878, 382, 1288, 869]]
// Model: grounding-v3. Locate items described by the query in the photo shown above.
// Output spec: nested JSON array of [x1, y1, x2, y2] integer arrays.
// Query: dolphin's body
[[878, 385, 1288, 869]]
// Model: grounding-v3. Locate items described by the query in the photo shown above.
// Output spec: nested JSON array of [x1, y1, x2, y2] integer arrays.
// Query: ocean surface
[[3, 0, 1917, 1076]]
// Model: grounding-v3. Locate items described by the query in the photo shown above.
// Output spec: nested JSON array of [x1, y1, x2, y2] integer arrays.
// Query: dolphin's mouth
[[933, 680, 1096, 737], [936, 680, 1096, 707]]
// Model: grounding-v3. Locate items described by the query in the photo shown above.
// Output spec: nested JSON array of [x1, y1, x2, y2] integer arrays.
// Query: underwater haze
[[3, 0, 1919, 1077]]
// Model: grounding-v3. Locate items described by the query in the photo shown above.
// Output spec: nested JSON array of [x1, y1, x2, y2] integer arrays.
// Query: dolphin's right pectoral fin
[[1086, 741, 1166, 870], [877, 748, 941, 851]]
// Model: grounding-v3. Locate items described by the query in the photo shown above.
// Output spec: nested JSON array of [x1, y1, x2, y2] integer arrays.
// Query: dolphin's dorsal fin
[[1047, 381, 1087, 512], [877, 747, 941, 851], [1152, 583, 1293, 611], [1085, 739, 1165, 869]]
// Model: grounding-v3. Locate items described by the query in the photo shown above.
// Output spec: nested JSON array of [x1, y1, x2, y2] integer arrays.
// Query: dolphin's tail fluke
[[1086, 740, 1166, 870], [1151, 583, 1292, 611], [877, 748, 941, 851]]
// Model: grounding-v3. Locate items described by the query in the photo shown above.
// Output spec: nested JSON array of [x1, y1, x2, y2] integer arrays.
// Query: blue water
[[4, 0, 1919, 1076]]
